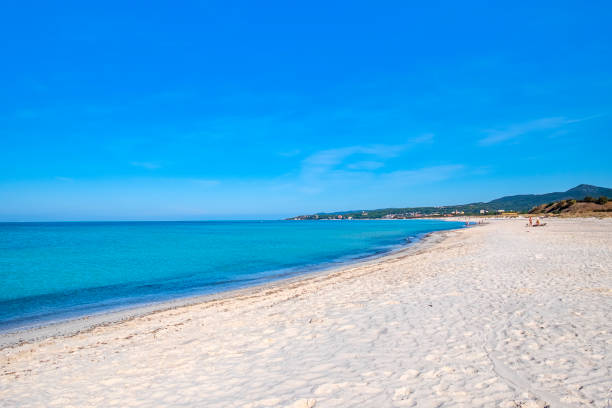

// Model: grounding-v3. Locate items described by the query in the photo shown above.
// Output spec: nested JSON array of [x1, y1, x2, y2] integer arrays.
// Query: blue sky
[[1, 1, 611, 220]]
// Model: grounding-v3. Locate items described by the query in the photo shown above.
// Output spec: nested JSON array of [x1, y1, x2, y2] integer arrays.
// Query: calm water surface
[[0, 220, 461, 331]]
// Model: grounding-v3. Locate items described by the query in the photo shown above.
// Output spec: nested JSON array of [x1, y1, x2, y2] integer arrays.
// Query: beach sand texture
[[1, 218, 611, 407]]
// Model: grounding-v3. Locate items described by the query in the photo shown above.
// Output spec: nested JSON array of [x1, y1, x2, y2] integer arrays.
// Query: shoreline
[[3, 217, 609, 407], [0, 224, 461, 348]]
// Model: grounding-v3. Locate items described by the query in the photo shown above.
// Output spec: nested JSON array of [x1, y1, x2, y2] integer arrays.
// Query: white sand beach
[[1, 218, 611, 407]]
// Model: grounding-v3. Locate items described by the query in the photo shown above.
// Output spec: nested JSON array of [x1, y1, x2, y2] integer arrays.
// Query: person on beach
[[529, 216, 533, 227]]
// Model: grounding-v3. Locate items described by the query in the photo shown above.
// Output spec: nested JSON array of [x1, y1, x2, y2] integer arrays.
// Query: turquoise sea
[[0, 220, 461, 331]]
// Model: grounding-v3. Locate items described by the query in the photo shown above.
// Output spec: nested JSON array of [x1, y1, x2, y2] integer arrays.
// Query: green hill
[[289, 184, 612, 219], [486, 184, 612, 211]]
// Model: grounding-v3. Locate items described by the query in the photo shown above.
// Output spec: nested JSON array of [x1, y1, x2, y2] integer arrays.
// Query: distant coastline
[[287, 183, 612, 220]]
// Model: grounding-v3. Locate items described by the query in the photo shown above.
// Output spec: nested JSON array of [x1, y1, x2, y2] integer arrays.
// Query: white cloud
[[379, 165, 464, 185], [479, 116, 592, 146], [280, 136, 466, 198], [300, 135, 434, 180], [301, 144, 402, 178]]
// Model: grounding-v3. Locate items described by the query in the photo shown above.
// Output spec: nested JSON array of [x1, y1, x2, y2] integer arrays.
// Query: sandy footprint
[[289, 399, 316, 408]]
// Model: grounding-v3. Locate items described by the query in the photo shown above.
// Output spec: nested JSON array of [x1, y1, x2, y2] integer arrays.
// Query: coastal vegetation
[[529, 196, 611, 215], [289, 184, 612, 219]]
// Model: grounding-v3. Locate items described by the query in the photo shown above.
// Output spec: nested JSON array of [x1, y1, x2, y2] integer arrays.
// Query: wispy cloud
[[479, 116, 596, 146], [290, 162, 464, 196], [283, 136, 462, 196], [300, 135, 434, 180], [379, 165, 464, 185], [130, 161, 161, 170], [301, 143, 403, 178]]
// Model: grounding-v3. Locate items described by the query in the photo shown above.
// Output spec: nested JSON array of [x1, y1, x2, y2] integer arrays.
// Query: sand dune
[[1, 218, 611, 407]]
